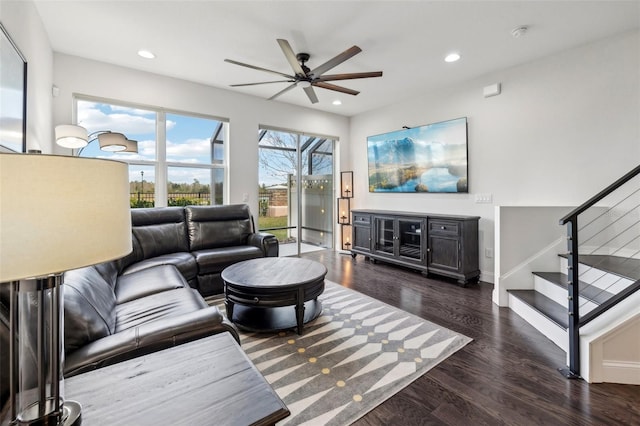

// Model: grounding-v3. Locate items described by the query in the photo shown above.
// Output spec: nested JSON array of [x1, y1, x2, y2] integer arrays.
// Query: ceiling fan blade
[[304, 86, 319, 104], [313, 81, 360, 96], [224, 59, 295, 79], [231, 80, 294, 87], [277, 39, 306, 76], [316, 71, 383, 82], [310, 46, 362, 77], [268, 83, 297, 100]]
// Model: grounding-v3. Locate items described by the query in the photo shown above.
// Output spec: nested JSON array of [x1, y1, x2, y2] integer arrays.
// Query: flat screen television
[[367, 117, 468, 193]]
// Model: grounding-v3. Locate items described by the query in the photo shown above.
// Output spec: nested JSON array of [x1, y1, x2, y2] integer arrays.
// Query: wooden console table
[[65, 333, 289, 426], [351, 209, 480, 285]]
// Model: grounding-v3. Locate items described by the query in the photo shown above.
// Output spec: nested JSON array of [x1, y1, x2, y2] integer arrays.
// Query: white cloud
[[77, 102, 155, 135], [166, 137, 210, 163], [109, 105, 154, 117]]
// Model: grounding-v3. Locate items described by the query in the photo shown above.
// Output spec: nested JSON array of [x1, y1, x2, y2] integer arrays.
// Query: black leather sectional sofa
[[61, 204, 278, 377]]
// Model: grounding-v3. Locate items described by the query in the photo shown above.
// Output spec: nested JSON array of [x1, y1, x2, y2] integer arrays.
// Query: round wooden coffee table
[[221, 257, 327, 335]]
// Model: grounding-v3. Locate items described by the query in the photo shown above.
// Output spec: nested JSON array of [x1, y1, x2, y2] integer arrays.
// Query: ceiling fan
[[224, 39, 383, 104]]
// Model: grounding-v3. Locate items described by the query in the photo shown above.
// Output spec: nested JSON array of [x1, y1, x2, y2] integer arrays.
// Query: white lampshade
[[55, 125, 89, 149], [123, 138, 138, 153], [0, 153, 132, 282], [98, 133, 128, 152]]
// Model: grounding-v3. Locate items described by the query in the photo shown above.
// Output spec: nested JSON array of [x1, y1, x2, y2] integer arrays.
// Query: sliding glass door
[[258, 128, 335, 256]]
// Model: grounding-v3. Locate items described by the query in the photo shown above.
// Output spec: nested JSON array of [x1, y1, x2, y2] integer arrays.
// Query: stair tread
[[559, 253, 640, 281], [508, 290, 568, 329], [533, 271, 614, 305]]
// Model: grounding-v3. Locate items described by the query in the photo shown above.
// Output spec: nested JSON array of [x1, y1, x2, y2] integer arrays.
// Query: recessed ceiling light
[[137, 49, 155, 59], [332, 100, 342, 106], [444, 53, 461, 63]]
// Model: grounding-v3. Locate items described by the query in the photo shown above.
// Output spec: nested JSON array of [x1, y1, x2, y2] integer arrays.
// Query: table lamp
[[0, 153, 132, 425]]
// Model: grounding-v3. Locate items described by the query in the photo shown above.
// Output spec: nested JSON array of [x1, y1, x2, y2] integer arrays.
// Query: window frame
[[73, 94, 228, 207]]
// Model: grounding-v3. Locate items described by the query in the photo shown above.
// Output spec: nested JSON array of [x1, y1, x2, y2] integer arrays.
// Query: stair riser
[[508, 293, 568, 352], [559, 257, 634, 292], [533, 275, 598, 315]]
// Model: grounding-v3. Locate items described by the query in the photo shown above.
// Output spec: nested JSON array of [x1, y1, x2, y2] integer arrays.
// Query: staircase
[[506, 165, 640, 383], [508, 255, 640, 348]]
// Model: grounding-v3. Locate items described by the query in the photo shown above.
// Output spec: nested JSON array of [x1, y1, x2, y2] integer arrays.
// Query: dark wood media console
[[351, 209, 480, 285]]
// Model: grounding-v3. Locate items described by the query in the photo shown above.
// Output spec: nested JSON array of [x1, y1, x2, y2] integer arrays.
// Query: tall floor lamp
[[54, 125, 138, 153], [0, 154, 132, 425]]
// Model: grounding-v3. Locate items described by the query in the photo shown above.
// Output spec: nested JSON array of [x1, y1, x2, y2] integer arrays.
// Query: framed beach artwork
[[0, 23, 27, 153], [367, 117, 468, 193]]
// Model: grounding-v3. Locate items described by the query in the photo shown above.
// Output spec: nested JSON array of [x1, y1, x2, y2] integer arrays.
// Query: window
[[76, 97, 226, 208]]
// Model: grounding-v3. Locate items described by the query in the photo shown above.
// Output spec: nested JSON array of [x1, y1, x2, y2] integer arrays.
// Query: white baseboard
[[599, 360, 640, 385]]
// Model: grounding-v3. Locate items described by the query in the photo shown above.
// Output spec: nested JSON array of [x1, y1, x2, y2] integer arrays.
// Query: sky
[[77, 100, 224, 185]]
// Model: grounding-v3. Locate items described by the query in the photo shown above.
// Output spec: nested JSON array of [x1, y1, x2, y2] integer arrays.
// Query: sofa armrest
[[248, 232, 279, 257], [64, 307, 239, 377]]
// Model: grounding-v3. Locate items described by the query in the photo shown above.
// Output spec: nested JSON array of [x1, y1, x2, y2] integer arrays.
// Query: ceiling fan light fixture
[[332, 100, 342, 106], [226, 38, 383, 104]]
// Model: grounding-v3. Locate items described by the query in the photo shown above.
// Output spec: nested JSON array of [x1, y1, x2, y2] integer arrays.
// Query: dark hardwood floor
[[298, 250, 640, 426]]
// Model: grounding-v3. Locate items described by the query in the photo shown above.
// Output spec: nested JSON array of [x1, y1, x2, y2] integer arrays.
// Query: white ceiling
[[34, 1, 640, 117]]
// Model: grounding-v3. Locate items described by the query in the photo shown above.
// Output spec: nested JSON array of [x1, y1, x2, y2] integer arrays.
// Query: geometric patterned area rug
[[213, 280, 471, 425]]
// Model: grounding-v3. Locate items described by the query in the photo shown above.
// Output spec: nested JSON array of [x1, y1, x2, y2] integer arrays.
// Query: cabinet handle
[[441, 226, 446, 230]]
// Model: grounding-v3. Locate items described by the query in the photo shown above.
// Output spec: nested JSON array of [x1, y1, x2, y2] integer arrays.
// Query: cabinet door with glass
[[398, 218, 425, 263], [373, 216, 425, 265], [373, 216, 396, 258]]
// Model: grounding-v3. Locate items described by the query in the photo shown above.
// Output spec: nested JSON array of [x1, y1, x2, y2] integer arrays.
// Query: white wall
[[349, 30, 640, 282], [0, 0, 53, 152], [494, 206, 571, 305], [51, 54, 349, 224]]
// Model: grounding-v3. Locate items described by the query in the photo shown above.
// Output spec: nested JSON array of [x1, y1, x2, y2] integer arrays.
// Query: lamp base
[[61, 401, 81, 426], [16, 399, 81, 426]]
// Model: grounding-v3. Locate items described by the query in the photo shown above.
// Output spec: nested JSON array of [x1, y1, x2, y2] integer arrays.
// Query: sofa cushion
[[64, 305, 238, 377], [193, 246, 264, 274], [115, 287, 207, 333], [116, 232, 144, 273], [132, 207, 189, 258], [93, 260, 120, 290], [186, 205, 253, 251], [63, 266, 117, 353], [120, 252, 198, 282], [195, 273, 225, 298], [115, 265, 187, 304]]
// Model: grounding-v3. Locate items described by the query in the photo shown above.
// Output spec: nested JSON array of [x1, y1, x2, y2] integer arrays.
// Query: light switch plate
[[475, 193, 493, 203]]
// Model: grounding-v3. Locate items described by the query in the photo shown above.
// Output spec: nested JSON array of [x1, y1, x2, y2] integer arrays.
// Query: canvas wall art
[[367, 117, 468, 193]]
